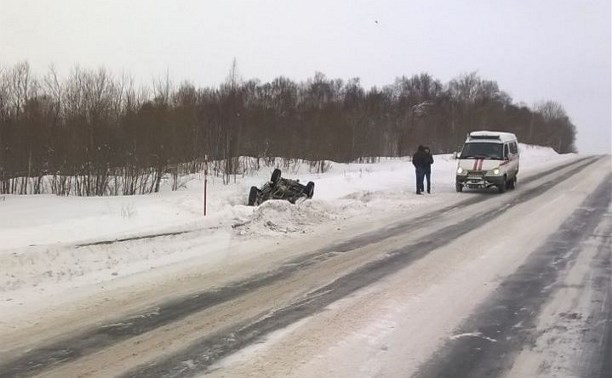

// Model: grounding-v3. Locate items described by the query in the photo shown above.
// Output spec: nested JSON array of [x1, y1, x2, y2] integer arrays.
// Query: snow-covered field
[[0, 144, 575, 328]]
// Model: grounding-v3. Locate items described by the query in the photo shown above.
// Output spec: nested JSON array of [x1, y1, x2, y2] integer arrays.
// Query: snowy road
[[0, 155, 610, 377]]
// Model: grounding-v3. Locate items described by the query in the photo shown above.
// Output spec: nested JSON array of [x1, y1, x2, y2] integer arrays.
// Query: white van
[[455, 131, 519, 193]]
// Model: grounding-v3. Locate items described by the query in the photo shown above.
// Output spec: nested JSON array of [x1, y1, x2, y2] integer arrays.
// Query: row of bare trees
[[0, 61, 576, 195]]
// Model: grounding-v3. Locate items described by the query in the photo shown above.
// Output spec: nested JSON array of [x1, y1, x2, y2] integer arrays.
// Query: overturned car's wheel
[[248, 186, 259, 206], [271, 169, 281, 185], [305, 181, 315, 198]]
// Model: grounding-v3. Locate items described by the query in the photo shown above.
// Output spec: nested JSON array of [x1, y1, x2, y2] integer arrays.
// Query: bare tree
[[0, 61, 578, 195]]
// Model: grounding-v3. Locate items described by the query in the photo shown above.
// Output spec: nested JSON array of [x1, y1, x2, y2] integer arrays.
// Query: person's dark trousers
[[424, 169, 431, 193], [415, 167, 425, 194]]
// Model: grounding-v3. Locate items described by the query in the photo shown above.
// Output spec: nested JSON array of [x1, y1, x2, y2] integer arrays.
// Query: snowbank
[[0, 145, 574, 311]]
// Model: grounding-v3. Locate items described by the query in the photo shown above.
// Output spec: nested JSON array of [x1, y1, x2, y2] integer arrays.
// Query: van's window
[[510, 142, 518, 154], [503, 144, 509, 158], [460, 143, 503, 159]]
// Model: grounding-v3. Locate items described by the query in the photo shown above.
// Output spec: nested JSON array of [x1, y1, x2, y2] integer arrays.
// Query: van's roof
[[466, 130, 517, 143]]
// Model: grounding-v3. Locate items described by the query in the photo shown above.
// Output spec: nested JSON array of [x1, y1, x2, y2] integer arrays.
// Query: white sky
[[1, 0, 610, 153]]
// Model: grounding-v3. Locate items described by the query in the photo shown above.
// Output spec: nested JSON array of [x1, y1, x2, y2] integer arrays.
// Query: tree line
[[0, 61, 576, 195]]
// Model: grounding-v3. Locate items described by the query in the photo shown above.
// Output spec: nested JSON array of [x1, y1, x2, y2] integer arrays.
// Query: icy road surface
[[0, 153, 610, 377]]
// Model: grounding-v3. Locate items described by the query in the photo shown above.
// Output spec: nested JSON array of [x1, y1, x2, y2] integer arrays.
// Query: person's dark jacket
[[423, 147, 434, 173], [412, 145, 429, 170]]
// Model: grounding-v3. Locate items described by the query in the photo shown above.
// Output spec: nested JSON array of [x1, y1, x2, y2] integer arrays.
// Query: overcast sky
[[1, 0, 610, 153]]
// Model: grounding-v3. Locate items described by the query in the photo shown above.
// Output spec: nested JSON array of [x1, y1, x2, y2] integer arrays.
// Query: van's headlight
[[492, 168, 500, 175], [457, 167, 464, 174]]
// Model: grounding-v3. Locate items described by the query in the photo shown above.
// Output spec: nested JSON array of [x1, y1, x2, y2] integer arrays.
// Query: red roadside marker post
[[203, 157, 208, 216]]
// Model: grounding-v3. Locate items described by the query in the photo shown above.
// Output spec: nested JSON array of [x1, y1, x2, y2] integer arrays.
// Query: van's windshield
[[460, 142, 503, 159]]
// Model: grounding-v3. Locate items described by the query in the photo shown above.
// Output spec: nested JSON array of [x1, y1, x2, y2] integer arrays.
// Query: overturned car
[[248, 169, 315, 206]]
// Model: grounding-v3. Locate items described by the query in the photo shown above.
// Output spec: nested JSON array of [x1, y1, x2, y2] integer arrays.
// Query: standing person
[[423, 146, 434, 193], [412, 145, 427, 194]]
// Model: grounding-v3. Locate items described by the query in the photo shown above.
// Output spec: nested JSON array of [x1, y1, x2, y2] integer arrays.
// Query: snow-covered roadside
[[0, 145, 571, 249], [0, 145, 575, 327]]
